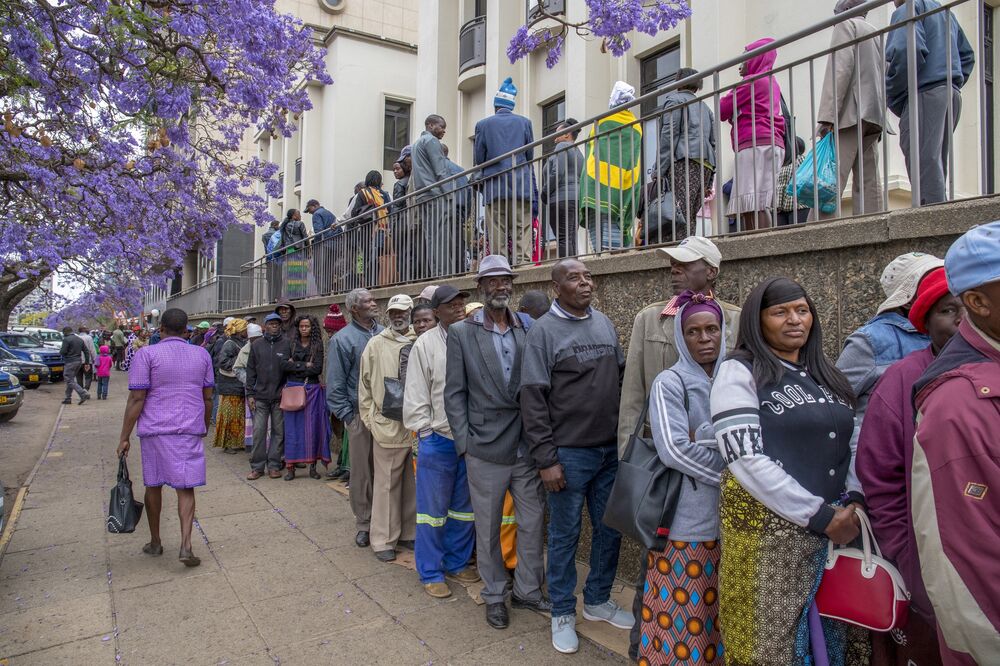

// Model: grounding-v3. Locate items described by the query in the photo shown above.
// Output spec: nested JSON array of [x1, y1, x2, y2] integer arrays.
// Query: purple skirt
[[282, 382, 331, 465], [139, 434, 206, 489]]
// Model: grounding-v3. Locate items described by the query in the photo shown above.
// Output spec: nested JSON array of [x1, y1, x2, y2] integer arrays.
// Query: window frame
[[383, 98, 412, 171]]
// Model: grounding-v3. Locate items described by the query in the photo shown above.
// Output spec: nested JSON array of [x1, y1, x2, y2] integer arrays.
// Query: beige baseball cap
[[876, 252, 945, 314], [386, 294, 414, 312], [659, 236, 722, 268]]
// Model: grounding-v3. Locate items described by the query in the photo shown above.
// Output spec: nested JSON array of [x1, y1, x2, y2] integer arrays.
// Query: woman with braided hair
[[281, 314, 331, 480]]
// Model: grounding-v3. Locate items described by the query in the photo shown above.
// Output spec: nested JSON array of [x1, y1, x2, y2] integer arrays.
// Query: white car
[[11, 327, 63, 350]]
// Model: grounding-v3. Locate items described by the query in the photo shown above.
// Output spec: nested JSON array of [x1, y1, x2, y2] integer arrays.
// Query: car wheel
[[0, 411, 17, 423], [25, 383, 40, 390]]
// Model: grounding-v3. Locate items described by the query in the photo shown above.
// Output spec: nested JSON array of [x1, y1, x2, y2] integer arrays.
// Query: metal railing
[[459, 16, 487, 73], [238, 0, 991, 310], [167, 275, 242, 316]]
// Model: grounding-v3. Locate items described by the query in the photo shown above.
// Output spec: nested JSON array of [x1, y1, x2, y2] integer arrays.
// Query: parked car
[[0, 347, 50, 389], [0, 369, 24, 423], [11, 326, 63, 350], [0, 332, 65, 381]]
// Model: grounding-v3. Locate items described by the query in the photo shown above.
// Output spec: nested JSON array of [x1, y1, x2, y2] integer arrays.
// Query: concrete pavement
[[0, 381, 630, 665]]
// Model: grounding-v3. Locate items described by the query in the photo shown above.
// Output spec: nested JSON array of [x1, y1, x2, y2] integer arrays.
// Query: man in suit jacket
[[444, 255, 549, 631]]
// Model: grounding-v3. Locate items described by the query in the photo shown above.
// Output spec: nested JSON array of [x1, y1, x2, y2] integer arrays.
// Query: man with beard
[[327, 288, 384, 547], [444, 255, 548, 630], [358, 294, 417, 562]]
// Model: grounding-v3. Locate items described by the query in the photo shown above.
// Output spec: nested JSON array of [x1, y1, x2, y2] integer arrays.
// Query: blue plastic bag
[[788, 133, 838, 214], [265, 230, 282, 254]]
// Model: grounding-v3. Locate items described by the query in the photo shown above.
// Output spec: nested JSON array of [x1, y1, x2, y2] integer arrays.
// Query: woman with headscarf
[[720, 38, 786, 230], [710, 277, 869, 665], [579, 81, 643, 251], [352, 170, 392, 287], [640, 291, 727, 665], [281, 314, 331, 480], [212, 319, 249, 454]]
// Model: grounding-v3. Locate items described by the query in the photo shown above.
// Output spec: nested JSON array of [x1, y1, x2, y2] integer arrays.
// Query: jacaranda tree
[[507, 0, 691, 68], [0, 0, 330, 329]]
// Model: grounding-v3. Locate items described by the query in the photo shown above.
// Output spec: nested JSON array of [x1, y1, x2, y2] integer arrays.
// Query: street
[[0, 380, 629, 665]]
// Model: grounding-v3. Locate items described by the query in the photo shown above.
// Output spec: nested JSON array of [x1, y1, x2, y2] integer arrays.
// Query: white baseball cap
[[876, 252, 944, 314], [386, 294, 414, 312], [659, 236, 722, 268]]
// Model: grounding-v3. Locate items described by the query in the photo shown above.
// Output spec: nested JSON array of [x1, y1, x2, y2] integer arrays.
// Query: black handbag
[[380, 343, 412, 422], [602, 402, 685, 551], [107, 454, 144, 534]]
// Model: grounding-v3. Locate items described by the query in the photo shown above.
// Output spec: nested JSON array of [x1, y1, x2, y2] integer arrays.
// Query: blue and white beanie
[[494, 77, 517, 110]]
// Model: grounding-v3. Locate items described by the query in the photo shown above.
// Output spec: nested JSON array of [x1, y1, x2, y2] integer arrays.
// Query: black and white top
[[710, 358, 861, 534]]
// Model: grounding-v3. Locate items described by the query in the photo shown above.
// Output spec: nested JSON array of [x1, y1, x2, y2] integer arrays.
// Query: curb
[[0, 403, 65, 562]]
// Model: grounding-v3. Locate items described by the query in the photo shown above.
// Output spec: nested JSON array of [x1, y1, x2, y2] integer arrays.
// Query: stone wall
[[234, 195, 1000, 581]]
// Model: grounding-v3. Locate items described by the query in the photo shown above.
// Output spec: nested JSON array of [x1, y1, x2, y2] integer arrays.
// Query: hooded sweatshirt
[[647, 302, 728, 542], [96, 346, 113, 378], [720, 38, 786, 152], [274, 300, 298, 340]]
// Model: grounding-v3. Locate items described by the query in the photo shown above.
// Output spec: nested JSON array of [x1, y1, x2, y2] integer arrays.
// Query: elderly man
[[616, 235, 741, 660], [327, 288, 384, 548], [117, 308, 214, 567], [445, 255, 548, 630], [358, 294, 417, 562], [911, 221, 1000, 664], [404, 286, 480, 598], [521, 259, 630, 653]]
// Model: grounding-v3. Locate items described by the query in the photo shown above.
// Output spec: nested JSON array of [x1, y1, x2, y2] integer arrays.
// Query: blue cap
[[494, 77, 517, 110], [945, 221, 1000, 295], [264, 313, 282, 323]]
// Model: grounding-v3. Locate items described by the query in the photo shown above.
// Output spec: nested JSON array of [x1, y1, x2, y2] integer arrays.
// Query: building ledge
[[457, 64, 485, 92], [323, 25, 417, 53]]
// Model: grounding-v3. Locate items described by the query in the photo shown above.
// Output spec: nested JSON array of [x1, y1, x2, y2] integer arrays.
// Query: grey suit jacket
[[444, 310, 531, 465]]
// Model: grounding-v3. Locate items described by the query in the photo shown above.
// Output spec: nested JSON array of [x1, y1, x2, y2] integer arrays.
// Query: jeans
[[547, 444, 622, 617], [96, 376, 109, 399], [251, 399, 285, 472], [585, 210, 624, 253]]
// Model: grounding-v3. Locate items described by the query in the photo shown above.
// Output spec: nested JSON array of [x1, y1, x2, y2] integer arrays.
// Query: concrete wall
[[234, 194, 1000, 579]]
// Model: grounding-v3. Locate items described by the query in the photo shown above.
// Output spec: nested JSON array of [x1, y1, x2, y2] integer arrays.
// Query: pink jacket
[[720, 38, 786, 151], [96, 346, 113, 377], [911, 319, 1000, 665]]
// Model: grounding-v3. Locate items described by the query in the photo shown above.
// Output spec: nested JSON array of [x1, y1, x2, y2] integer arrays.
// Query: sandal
[[309, 464, 321, 480], [178, 549, 201, 568], [142, 542, 164, 556]]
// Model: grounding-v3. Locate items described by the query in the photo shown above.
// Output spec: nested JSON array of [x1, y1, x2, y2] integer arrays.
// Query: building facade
[[417, 0, 998, 231]]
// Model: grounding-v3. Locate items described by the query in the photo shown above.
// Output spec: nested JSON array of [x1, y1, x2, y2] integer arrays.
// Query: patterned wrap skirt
[[282, 382, 331, 466], [639, 540, 722, 665], [718, 471, 870, 666], [212, 394, 245, 450]]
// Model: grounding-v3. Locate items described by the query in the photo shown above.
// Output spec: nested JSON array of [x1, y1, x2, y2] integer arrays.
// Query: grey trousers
[[899, 84, 962, 205], [819, 127, 882, 218], [251, 399, 284, 472], [64, 361, 87, 400], [465, 454, 546, 605], [347, 416, 374, 531]]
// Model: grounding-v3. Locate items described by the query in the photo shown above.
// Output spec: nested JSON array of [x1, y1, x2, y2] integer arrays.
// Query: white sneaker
[[582, 600, 634, 630], [551, 614, 579, 654]]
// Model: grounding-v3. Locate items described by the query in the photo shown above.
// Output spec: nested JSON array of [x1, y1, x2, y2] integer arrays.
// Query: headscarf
[[609, 80, 636, 108], [676, 290, 723, 326], [225, 318, 248, 337], [760, 278, 808, 310]]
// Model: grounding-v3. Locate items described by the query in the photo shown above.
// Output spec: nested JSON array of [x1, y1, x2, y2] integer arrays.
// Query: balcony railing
[[459, 16, 487, 74], [166, 275, 242, 317], [527, 0, 565, 22], [236, 0, 992, 310]]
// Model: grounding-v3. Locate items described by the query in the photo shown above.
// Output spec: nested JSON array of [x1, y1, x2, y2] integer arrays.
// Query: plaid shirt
[[776, 154, 810, 212]]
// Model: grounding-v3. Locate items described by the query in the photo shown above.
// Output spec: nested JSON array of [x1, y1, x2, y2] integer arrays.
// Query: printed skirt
[[639, 540, 722, 665], [212, 394, 245, 450]]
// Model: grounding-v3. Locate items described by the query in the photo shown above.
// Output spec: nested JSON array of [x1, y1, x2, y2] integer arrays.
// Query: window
[[527, 0, 565, 22], [639, 44, 681, 116], [541, 96, 566, 155], [383, 99, 411, 171]]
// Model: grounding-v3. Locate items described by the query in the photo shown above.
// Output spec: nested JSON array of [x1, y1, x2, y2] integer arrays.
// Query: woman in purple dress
[[281, 314, 331, 480], [117, 308, 214, 567]]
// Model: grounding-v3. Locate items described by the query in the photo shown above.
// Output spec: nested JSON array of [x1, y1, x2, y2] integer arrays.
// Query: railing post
[[906, 0, 922, 206]]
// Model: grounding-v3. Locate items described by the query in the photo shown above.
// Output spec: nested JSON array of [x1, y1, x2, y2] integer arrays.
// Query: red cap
[[908, 267, 949, 334]]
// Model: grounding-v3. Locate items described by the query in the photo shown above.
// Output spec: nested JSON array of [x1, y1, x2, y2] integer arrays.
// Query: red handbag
[[815, 509, 910, 632]]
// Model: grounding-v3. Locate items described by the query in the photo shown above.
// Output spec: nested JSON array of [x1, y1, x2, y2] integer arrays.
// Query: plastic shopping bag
[[789, 133, 838, 214]]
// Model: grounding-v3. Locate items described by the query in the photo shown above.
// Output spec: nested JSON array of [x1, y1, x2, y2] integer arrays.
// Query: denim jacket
[[836, 311, 930, 424]]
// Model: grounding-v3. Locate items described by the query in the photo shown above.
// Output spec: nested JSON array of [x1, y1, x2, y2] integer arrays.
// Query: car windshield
[[1, 335, 42, 348], [37, 331, 62, 342], [0, 348, 15, 360]]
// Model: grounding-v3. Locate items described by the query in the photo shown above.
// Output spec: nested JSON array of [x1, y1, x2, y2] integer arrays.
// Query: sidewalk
[[0, 385, 630, 665]]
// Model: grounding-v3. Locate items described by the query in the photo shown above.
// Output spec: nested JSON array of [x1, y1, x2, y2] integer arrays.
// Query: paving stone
[[245, 586, 383, 647], [0, 592, 113, 656], [269, 617, 437, 665], [3, 634, 116, 665]]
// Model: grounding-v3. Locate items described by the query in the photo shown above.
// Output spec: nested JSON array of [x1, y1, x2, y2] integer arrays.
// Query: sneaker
[[445, 567, 481, 584], [582, 600, 634, 630], [551, 615, 579, 654], [424, 582, 452, 599]]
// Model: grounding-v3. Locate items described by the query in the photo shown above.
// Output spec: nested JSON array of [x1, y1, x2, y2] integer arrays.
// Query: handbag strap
[[118, 454, 130, 482]]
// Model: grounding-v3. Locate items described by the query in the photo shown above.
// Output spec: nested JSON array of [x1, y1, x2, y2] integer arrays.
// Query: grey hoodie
[[647, 302, 727, 542]]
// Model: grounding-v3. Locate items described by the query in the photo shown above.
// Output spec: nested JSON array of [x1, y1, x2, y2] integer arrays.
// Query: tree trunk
[[0, 269, 52, 331]]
